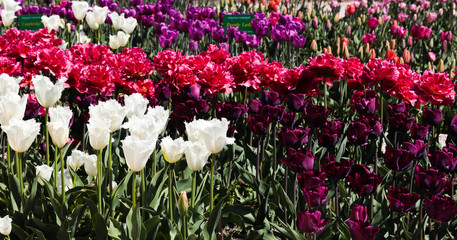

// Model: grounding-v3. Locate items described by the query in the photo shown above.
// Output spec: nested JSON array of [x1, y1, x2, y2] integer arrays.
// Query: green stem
[[16, 151, 23, 203], [210, 154, 216, 212], [60, 147, 65, 205], [152, 149, 157, 176], [7, 142, 10, 174], [108, 133, 113, 198], [54, 145, 58, 188], [169, 164, 174, 222], [191, 171, 197, 208], [45, 108, 49, 166], [141, 169, 145, 207], [97, 150, 103, 215], [132, 171, 136, 208], [324, 78, 328, 109], [183, 214, 188, 239]]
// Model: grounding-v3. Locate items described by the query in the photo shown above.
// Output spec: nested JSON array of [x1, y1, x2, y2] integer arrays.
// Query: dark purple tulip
[[347, 164, 382, 196], [251, 14, 270, 36], [201, 6, 216, 19], [363, 33, 376, 45], [216, 102, 247, 121], [261, 105, 284, 122], [292, 35, 306, 48], [384, 145, 416, 171], [425, 195, 457, 223], [227, 26, 238, 38], [25, 97, 42, 120], [131, 0, 143, 6], [109, 2, 119, 11], [422, 108, 442, 125], [391, 24, 407, 38], [281, 148, 314, 173], [349, 204, 368, 222], [312, 18, 318, 29], [286, 93, 308, 112], [183, 84, 201, 100], [178, 18, 192, 32], [319, 121, 343, 147], [387, 187, 420, 212], [246, 35, 262, 48], [347, 220, 380, 240], [413, 140, 427, 159], [261, 90, 280, 106], [234, 30, 248, 43], [211, 26, 228, 43], [279, 111, 296, 128], [29, 5, 40, 14], [248, 99, 262, 114], [321, 156, 354, 180], [449, 115, 457, 136], [346, 121, 370, 146], [303, 185, 328, 207], [278, 127, 309, 149], [351, 97, 376, 115], [411, 123, 429, 140], [189, 27, 204, 41], [296, 210, 329, 234], [367, 17, 379, 29], [155, 83, 171, 101], [298, 169, 326, 191], [388, 102, 415, 131], [415, 166, 449, 194], [429, 149, 457, 173], [411, 25, 433, 40], [271, 26, 285, 42], [304, 104, 330, 128], [189, 41, 198, 52], [141, 15, 154, 27], [248, 115, 270, 136]]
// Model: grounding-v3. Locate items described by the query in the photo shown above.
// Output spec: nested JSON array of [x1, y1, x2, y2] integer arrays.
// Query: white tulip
[[117, 31, 130, 47], [85, 11, 99, 30], [0, 74, 20, 96], [185, 118, 234, 154], [89, 99, 127, 132], [72, 1, 89, 21], [67, 150, 86, 171], [79, 31, 91, 43], [144, 106, 169, 133], [122, 135, 156, 172], [84, 154, 98, 176], [124, 93, 148, 119], [59, 40, 68, 50], [92, 6, 109, 25], [184, 141, 211, 171], [2, 118, 40, 153], [109, 34, 121, 50], [108, 12, 124, 30], [1, 10, 16, 27], [0, 93, 27, 126], [32, 75, 65, 108], [41, 15, 64, 33], [121, 17, 138, 34], [56, 169, 72, 193], [3, 0, 21, 12], [49, 106, 73, 127], [161, 136, 186, 164], [36, 165, 53, 186], [47, 121, 69, 148], [122, 116, 161, 140], [87, 117, 111, 150], [0, 215, 12, 236]]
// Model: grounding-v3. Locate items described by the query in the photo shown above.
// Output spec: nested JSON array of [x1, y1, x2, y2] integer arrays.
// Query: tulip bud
[[178, 191, 188, 216], [66, 23, 72, 32], [407, 36, 413, 46], [370, 49, 375, 59], [297, 11, 302, 19], [344, 45, 350, 58], [399, 57, 405, 64], [428, 62, 433, 72], [260, 3, 265, 11], [326, 19, 332, 30], [385, 40, 390, 50], [401, 39, 406, 49], [357, 17, 362, 26], [391, 39, 396, 49], [362, 14, 366, 23], [402, 49, 411, 63], [358, 46, 364, 59], [427, 52, 436, 62], [378, 16, 382, 25], [439, 8, 444, 15], [327, 46, 332, 55], [413, 13, 417, 21], [438, 59, 444, 72], [346, 26, 352, 36], [323, 12, 328, 21], [410, 52, 415, 63], [312, 17, 318, 29], [311, 9, 316, 18], [336, 37, 341, 49], [429, 38, 434, 48], [310, 39, 317, 51], [283, 8, 287, 15], [443, 40, 448, 52], [365, 43, 370, 54], [333, 13, 339, 23]]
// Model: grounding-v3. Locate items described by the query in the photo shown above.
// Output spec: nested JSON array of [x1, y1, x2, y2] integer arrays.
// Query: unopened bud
[[443, 40, 448, 52], [391, 39, 396, 49], [327, 46, 332, 55], [310, 39, 317, 51], [357, 17, 362, 26], [370, 49, 376, 59], [362, 14, 366, 23], [438, 59, 444, 72], [429, 38, 434, 48], [402, 49, 411, 63], [344, 45, 350, 58], [333, 13, 340, 23], [428, 62, 434, 72], [399, 57, 404, 64], [346, 26, 352, 36], [407, 36, 413, 46], [311, 9, 316, 18], [178, 191, 188, 216], [365, 43, 370, 54], [326, 19, 332, 30]]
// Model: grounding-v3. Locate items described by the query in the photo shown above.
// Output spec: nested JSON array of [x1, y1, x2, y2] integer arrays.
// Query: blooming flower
[[122, 135, 156, 172], [32, 75, 65, 108], [0, 215, 12, 236], [296, 210, 329, 233], [36, 165, 53, 186]]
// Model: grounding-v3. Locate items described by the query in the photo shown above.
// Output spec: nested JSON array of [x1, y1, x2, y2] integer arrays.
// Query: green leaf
[[203, 196, 227, 240], [86, 198, 108, 240], [12, 223, 29, 239], [130, 206, 142, 240]]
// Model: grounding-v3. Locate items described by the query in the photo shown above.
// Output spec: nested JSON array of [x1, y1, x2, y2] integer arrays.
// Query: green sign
[[18, 14, 44, 31], [223, 14, 255, 35]]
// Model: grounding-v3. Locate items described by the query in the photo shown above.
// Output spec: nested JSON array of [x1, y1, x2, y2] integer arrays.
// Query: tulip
[[123, 106, 169, 140], [89, 100, 127, 133], [184, 141, 211, 208], [116, 31, 130, 47], [386, 187, 420, 212], [85, 12, 99, 30], [109, 35, 121, 50], [84, 154, 98, 177], [124, 93, 148, 119], [66, 150, 87, 171], [425, 195, 457, 223], [0, 93, 28, 126], [72, 1, 89, 21], [48, 106, 72, 148], [350, 204, 368, 222], [296, 210, 329, 233], [1, 10, 16, 27], [449, 115, 457, 136], [87, 117, 111, 150], [281, 148, 314, 173], [321, 157, 354, 180], [347, 220, 380, 240], [92, 6, 109, 25], [36, 165, 53, 186], [297, 169, 326, 191], [178, 191, 189, 237], [347, 164, 382, 196], [2, 118, 40, 153], [415, 166, 449, 194], [0, 215, 12, 236], [32, 75, 65, 108], [161, 137, 186, 164], [384, 145, 415, 171], [303, 185, 328, 207], [56, 169, 72, 194], [41, 15, 64, 33], [0, 74, 20, 96], [122, 135, 156, 172], [108, 12, 125, 30], [121, 17, 138, 34], [185, 118, 235, 154], [422, 108, 442, 125], [429, 149, 457, 173], [278, 127, 309, 149]]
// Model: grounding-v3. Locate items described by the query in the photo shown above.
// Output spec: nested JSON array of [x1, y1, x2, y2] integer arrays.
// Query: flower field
[[0, 0, 456, 239]]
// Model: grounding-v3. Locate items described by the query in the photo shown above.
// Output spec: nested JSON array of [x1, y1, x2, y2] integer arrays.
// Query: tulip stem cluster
[[45, 108, 50, 166], [191, 171, 197, 208], [108, 133, 113, 199], [132, 171, 136, 208], [60, 147, 65, 205], [97, 150, 103, 215], [15, 151, 23, 204], [210, 154, 216, 212], [168, 164, 174, 222]]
